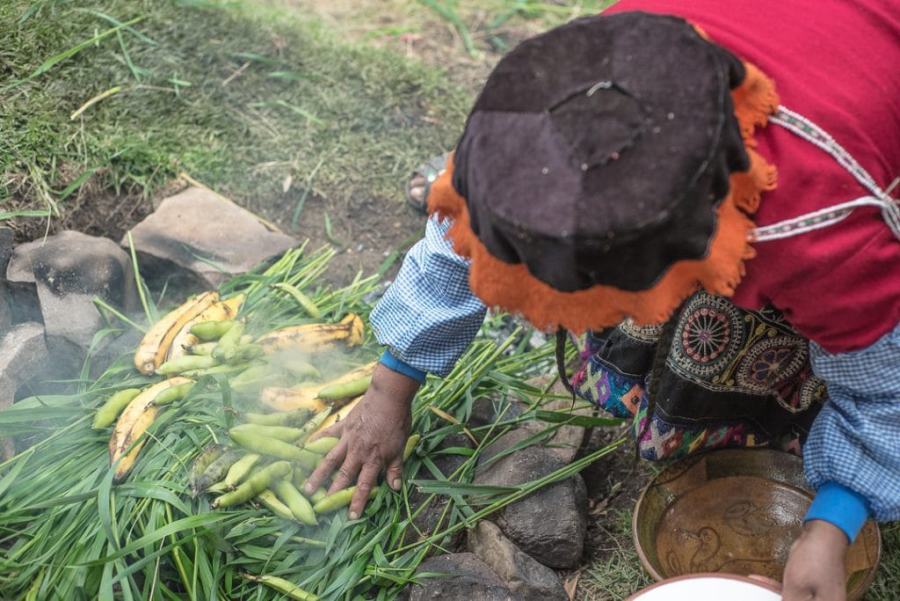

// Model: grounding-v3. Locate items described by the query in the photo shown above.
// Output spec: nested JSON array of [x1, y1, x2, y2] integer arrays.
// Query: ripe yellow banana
[[256, 313, 364, 354], [315, 395, 363, 433], [167, 294, 245, 363], [134, 291, 219, 375], [109, 377, 193, 480], [260, 362, 375, 412]]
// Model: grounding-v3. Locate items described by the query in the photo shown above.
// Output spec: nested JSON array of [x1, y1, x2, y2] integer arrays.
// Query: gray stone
[[89, 328, 145, 376], [409, 553, 514, 601], [0, 323, 50, 403], [3, 282, 41, 325], [8, 231, 136, 351], [475, 446, 587, 569], [0, 227, 14, 272], [0, 323, 50, 457], [0, 289, 10, 335], [0, 322, 51, 454], [123, 187, 298, 288], [468, 520, 567, 601], [8, 230, 135, 300], [538, 396, 594, 464], [468, 395, 527, 429], [402, 433, 473, 550], [0, 228, 14, 334]]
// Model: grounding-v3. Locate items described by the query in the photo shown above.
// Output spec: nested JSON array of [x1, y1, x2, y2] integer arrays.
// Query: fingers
[[303, 438, 347, 494], [349, 462, 380, 519], [385, 456, 404, 491], [327, 453, 362, 495], [780, 585, 813, 601]]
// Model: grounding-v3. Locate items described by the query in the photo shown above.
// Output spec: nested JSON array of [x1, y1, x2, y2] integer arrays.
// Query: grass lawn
[[1, 1, 897, 599], [1, 0, 472, 282]]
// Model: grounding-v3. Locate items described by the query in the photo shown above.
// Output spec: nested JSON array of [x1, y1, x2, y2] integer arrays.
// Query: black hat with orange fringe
[[428, 12, 779, 334]]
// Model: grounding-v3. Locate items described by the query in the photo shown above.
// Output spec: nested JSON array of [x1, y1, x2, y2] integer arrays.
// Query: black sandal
[[405, 153, 449, 214]]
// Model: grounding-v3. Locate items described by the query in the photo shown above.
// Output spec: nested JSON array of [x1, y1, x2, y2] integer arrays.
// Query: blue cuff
[[379, 350, 427, 384], [805, 482, 871, 543]]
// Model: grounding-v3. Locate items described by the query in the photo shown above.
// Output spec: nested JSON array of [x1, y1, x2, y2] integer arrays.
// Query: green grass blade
[[4, 16, 144, 91]]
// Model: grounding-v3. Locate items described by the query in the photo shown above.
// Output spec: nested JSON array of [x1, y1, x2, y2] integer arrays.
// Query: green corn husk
[[244, 409, 312, 427], [0, 245, 628, 601]]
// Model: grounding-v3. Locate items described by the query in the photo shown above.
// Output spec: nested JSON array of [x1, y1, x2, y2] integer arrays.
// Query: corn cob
[[133, 292, 218, 375], [270, 354, 321, 380], [256, 489, 295, 520], [186, 342, 217, 356], [191, 320, 234, 341], [167, 295, 244, 363], [213, 461, 291, 508], [230, 428, 307, 461], [272, 479, 317, 526], [302, 437, 339, 455], [156, 355, 216, 376], [225, 453, 261, 488], [309, 488, 328, 504], [403, 434, 421, 461], [312, 486, 362, 514], [92, 388, 141, 429], [244, 574, 319, 601], [229, 424, 306, 443], [109, 377, 193, 480], [260, 362, 375, 412], [256, 313, 364, 354], [316, 375, 371, 401], [243, 409, 311, 427]]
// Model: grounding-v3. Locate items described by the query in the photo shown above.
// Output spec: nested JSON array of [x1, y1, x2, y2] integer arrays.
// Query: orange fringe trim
[[428, 60, 779, 334]]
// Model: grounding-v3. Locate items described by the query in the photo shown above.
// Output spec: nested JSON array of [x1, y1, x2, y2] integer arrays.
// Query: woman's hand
[[782, 520, 849, 601], [303, 364, 420, 519]]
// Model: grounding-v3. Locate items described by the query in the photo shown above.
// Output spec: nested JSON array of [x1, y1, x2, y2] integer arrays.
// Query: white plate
[[629, 575, 781, 601]]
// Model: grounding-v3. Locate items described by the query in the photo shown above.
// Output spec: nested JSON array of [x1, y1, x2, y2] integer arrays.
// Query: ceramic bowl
[[632, 449, 880, 601], [627, 574, 781, 600]]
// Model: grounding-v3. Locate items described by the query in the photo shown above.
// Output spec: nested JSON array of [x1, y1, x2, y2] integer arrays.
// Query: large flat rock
[[122, 187, 298, 288], [468, 520, 567, 601], [408, 553, 514, 601], [0, 323, 50, 408], [475, 445, 587, 569], [7, 231, 135, 351]]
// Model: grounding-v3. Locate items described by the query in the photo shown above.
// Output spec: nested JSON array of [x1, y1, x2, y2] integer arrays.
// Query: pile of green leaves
[[0, 245, 622, 600]]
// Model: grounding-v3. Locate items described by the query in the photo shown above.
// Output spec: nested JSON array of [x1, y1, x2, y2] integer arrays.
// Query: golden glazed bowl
[[633, 449, 881, 601]]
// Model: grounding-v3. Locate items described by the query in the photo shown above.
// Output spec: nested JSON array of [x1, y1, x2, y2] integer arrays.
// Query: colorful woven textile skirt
[[572, 291, 827, 461]]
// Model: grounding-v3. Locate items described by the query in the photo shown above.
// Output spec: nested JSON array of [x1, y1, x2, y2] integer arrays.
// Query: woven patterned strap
[[753, 106, 900, 242]]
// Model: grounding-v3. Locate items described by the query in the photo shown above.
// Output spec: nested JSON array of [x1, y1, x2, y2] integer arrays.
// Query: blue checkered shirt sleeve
[[804, 321, 900, 523], [370, 216, 486, 377]]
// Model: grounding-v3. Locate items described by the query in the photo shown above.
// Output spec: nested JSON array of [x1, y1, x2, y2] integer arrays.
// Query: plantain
[[256, 313, 364, 354], [109, 377, 194, 480], [260, 362, 375, 412], [314, 395, 362, 434], [134, 292, 219, 375], [167, 294, 245, 363]]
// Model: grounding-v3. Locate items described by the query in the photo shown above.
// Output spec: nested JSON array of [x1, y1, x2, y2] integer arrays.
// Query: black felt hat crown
[[452, 12, 750, 293]]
